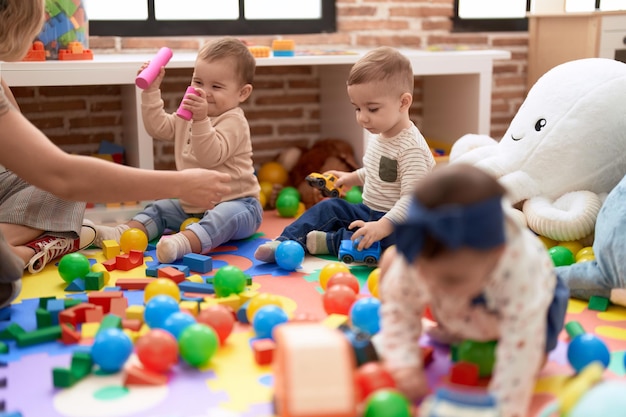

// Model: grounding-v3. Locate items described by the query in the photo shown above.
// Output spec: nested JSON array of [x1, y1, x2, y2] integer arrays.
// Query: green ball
[[279, 186, 301, 201], [57, 252, 91, 283], [276, 193, 300, 218], [457, 339, 497, 377], [363, 389, 412, 417], [178, 323, 219, 367], [548, 245, 575, 266], [213, 265, 247, 297], [345, 186, 363, 204]]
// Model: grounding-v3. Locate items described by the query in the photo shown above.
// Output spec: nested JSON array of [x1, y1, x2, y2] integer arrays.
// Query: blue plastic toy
[[339, 239, 381, 265]]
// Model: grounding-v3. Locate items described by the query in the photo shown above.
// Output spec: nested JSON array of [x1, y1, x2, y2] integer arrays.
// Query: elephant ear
[[522, 191, 603, 242]]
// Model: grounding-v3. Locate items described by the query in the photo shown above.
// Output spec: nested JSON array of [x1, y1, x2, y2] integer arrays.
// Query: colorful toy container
[[35, 0, 91, 60]]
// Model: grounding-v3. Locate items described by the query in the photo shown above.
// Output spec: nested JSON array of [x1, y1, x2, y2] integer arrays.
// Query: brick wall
[[10, 0, 528, 170]]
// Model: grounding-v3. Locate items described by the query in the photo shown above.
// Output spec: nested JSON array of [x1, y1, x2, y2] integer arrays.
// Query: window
[[453, 0, 626, 32], [85, 0, 336, 37]]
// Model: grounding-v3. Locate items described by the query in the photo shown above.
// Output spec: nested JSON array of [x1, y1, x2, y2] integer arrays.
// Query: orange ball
[[120, 228, 148, 253], [258, 162, 288, 186], [327, 272, 359, 294]]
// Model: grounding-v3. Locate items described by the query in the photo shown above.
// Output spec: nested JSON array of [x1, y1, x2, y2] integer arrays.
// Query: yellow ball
[[259, 192, 267, 209], [144, 278, 181, 303], [246, 293, 283, 323], [367, 267, 381, 297], [576, 255, 595, 263], [575, 246, 595, 262], [538, 235, 557, 249], [259, 181, 274, 200], [318, 262, 350, 290], [120, 228, 149, 253], [295, 202, 306, 218], [558, 241, 584, 258], [180, 217, 201, 231], [258, 162, 288, 186]]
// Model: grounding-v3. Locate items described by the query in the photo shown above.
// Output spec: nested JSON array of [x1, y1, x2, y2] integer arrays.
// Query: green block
[[16, 325, 62, 347], [38, 296, 57, 309], [98, 314, 122, 333], [36, 308, 53, 329], [457, 339, 497, 378], [85, 271, 105, 291], [70, 351, 93, 379], [565, 321, 586, 339], [53, 367, 76, 388], [64, 298, 83, 308], [588, 295, 610, 312], [0, 341, 8, 354], [0, 322, 26, 341]]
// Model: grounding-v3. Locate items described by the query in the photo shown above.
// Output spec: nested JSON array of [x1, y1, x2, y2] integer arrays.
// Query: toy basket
[[35, 0, 89, 60]]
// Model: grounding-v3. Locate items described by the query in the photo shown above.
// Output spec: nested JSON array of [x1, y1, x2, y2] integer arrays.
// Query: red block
[[252, 338, 275, 365]]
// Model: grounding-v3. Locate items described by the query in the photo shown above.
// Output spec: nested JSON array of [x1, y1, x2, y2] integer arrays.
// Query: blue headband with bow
[[396, 196, 506, 263]]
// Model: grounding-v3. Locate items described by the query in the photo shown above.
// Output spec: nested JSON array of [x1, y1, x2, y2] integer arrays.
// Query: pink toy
[[176, 86, 200, 120], [135, 47, 173, 89]]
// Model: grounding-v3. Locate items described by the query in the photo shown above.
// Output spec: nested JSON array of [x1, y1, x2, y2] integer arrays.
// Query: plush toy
[[555, 172, 626, 307], [449, 58, 626, 243]]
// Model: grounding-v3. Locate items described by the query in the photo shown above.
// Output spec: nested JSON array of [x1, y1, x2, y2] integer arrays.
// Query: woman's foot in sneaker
[[25, 235, 79, 274]]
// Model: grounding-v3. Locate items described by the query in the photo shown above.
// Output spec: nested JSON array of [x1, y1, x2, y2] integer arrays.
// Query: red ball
[[196, 304, 236, 345], [135, 328, 179, 373], [355, 361, 397, 402], [327, 272, 360, 294], [322, 284, 357, 315]]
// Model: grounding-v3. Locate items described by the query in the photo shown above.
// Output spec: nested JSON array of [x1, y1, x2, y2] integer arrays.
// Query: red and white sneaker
[[25, 235, 80, 274]]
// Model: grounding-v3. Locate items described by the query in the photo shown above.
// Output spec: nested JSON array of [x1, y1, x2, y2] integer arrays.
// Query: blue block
[[273, 50, 295, 57], [46, 299, 66, 326], [178, 281, 215, 295], [65, 278, 85, 292], [182, 253, 213, 273], [0, 307, 11, 322], [236, 300, 251, 324]]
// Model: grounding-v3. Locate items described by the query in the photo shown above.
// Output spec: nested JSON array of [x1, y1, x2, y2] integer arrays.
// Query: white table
[[1, 49, 511, 170]]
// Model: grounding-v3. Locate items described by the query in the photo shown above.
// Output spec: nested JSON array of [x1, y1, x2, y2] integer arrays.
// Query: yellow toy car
[[305, 172, 343, 198]]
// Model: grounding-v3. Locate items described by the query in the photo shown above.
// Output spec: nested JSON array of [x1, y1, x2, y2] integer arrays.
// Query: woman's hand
[[179, 169, 231, 209]]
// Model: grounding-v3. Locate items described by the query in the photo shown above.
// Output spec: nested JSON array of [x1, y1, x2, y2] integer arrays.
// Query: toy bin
[[35, 0, 91, 60]]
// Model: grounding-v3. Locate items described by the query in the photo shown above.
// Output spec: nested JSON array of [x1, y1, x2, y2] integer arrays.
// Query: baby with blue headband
[[378, 163, 569, 417]]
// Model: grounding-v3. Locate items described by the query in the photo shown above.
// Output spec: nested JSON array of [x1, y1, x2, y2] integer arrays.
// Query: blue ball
[[567, 333, 611, 373], [144, 294, 180, 329], [162, 311, 197, 339], [350, 297, 381, 335], [91, 328, 133, 373], [275, 240, 305, 271], [252, 305, 289, 339]]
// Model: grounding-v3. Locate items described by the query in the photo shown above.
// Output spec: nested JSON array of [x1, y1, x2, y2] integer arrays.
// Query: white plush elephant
[[450, 58, 626, 242]]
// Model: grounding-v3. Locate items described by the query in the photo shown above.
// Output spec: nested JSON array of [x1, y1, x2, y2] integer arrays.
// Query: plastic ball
[[575, 246, 595, 262], [538, 234, 557, 249], [144, 294, 180, 329], [252, 305, 289, 340], [276, 193, 300, 218], [91, 328, 133, 373], [162, 311, 197, 339], [548, 246, 575, 267], [345, 186, 363, 204], [570, 381, 626, 417], [279, 186, 301, 201], [135, 328, 179, 373], [246, 293, 283, 323], [213, 265, 247, 297], [257, 161, 288, 186], [355, 362, 396, 402], [577, 255, 596, 263], [319, 262, 351, 290], [120, 227, 149, 253], [196, 304, 236, 345], [322, 284, 358, 315], [367, 267, 381, 298], [58, 252, 91, 283], [275, 240, 305, 271], [350, 297, 382, 335], [295, 202, 306, 218], [567, 333, 611, 372], [363, 389, 412, 417], [259, 181, 274, 201], [327, 271, 360, 294], [178, 323, 219, 367], [144, 277, 181, 303], [457, 339, 497, 377], [180, 217, 200, 231], [558, 241, 583, 259], [259, 192, 267, 209]]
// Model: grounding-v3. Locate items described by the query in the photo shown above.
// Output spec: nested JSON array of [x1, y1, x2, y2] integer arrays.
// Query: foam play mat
[[1, 210, 626, 417]]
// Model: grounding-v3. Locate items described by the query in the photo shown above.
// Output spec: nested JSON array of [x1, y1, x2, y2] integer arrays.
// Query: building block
[[52, 367, 76, 388], [272, 39, 295, 57], [85, 271, 105, 291], [35, 308, 53, 329], [46, 299, 66, 326], [88, 291, 124, 314], [0, 323, 26, 341], [125, 305, 145, 321], [102, 258, 117, 271], [98, 314, 123, 333], [115, 278, 154, 290], [70, 351, 93, 379], [109, 297, 129, 318], [588, 295, 610, 312], [157, 266, 186, 284], [0, 341, 8, 354], [186, 274, 204, 283], [63, 298, 83, 309], [178, 281, 215, 295], [15, 325, 62, 347], [158, 264, 190, 277], [124, 364, 168, 386], [81, 322, 100, 339], [58, 41, 93, 60], [22, 41, 46, 61], [84, 306, 104, 323], [102, 240, 121, 260], [236, 300, 251, 324], [115, 250, 144, 271], [121, 319, 143, 332], [59, 303, 98, 326], [252, 338, 276, 365], [449, 361, 480, 386], [64, 278, 86, 292], [249, 46, 271, 58], [60, 323, 81, 345], [182, 253, 213, 273], [91, 263, 111, 285], [145, 262, 159, 277]]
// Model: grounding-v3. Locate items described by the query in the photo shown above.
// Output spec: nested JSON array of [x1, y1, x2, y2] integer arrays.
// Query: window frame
[[452, 0, 531, 32], [89, 0, 336, 37]]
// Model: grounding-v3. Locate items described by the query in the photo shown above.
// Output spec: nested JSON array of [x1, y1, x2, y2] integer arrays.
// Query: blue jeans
[[555, 173, 626, 300], [278, 198, 396, 256], [133, 197, 263, 254]]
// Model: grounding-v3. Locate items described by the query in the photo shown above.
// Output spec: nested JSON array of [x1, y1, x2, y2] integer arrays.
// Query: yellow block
[[81, 322, 100, 339], [102, 240, 121, 260], [180, 300, 200, 315], [125, 304, 145, 321], [185, 274, 204, 283], [323, 313, 348, 328]]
